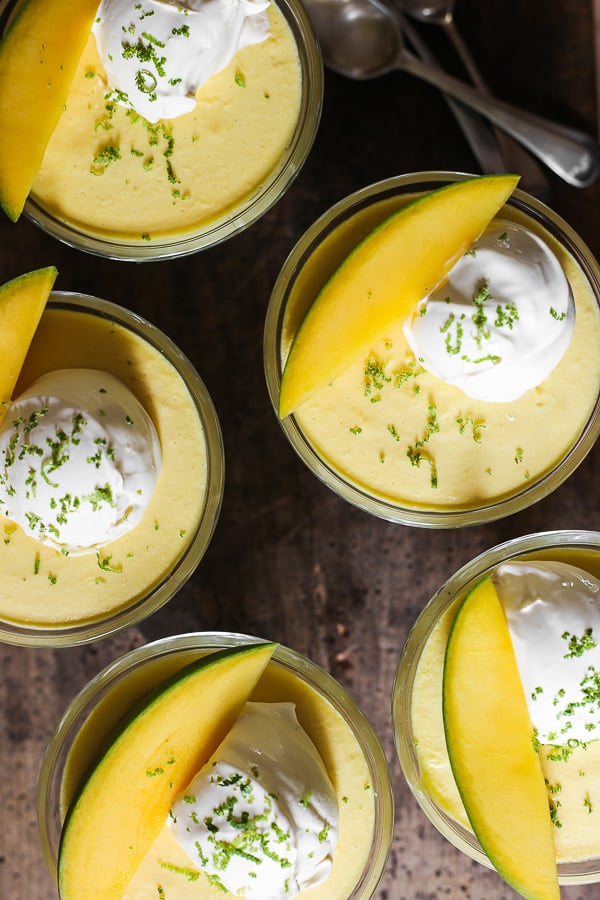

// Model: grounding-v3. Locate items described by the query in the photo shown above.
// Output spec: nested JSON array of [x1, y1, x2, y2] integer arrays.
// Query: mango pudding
[[0, 287, 224, 645], [393, 531, 600, 897], [0, 0, 322, 259], [264, 173, 600, 526], [37, 634, 394, 899]]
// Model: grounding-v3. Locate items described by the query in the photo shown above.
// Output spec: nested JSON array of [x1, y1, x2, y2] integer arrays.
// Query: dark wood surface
[[2, 1, 600, 897]]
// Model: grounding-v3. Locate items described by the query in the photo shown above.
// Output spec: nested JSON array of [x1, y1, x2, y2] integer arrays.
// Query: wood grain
[[1, 1, 600, 898]]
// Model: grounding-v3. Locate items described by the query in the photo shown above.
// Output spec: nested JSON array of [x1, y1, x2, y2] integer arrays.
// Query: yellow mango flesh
[[58, 643, 277, 900], [279, 174, 519, 418], [0, 266, 57, 423], [443, 577, 559, 900], [0, 0, 98, 221]]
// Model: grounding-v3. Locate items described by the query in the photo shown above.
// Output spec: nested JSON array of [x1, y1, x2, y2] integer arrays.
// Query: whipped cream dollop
[[0, 369, 161, 555], [403, 221, 575, 402], [168, 701, 339, 898], [495, 561, 600, 745], [92, 0, 271, 122]]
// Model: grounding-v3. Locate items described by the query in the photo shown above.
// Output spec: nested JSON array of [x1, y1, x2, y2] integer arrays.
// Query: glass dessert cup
[[38, 631, 395, 898], [393, 529, 600, 886], [0, 0, 323, 261], [264, 171, 600, 527], [0, 292, 224, 647]]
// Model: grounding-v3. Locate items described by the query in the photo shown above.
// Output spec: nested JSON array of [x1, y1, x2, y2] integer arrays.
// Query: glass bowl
[[393, 529, 600, 886], [0, 0, 323, 260], [263, 171, 600, 527], [0, 292, 224, 646], [38, 631, 394, 898]]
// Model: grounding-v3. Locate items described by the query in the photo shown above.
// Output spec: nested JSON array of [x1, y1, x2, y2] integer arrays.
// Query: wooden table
[[2, 0, 600, 897]]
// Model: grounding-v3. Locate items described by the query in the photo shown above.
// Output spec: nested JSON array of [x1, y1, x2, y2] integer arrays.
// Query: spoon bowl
[[400, 0, 454, 26], [308, 0, 399, 77], [303, 0, 600, 187]]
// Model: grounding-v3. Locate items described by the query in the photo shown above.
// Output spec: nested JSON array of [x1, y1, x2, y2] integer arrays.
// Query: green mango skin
[[58, 642, 277, 900]]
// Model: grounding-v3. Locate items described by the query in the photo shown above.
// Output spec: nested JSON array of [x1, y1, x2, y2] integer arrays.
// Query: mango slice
[[279, 174, 519, 417], [0, 0, 98, 221], [442, 577, 559, 900], [58, 643, 277, 900], [0, 266, 57, 424]]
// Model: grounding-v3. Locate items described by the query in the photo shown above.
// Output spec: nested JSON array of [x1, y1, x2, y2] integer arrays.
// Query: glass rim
[[37, 630, 395, 898], [392, 528, 600, 884], [0, 0, 324, 261], [263, 170, 600, 527], [0, 292, 225, 647]]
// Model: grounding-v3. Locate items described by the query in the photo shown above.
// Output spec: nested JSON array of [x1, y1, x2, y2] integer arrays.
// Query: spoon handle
[[441, 19, 551, 198], [399, 15, 507, 175], [400, 52, 600, 187]]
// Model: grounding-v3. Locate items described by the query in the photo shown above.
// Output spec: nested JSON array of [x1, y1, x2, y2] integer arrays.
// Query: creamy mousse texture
[[93, 0, 270, 122], [403, 221, 575, 403], [167, 702, 338, 898], [30, 0, 302, 240], [498, 561, 600, 746], [412, 556, 600, 864], [95, 658, 378, 899], [289, 210, 600, 511], [0, 306, 208, 629], [0, 368, 161, 554]]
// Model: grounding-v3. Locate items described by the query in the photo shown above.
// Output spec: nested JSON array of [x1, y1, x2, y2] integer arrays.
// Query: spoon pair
[[304, 0, 600, 188], [398, 0, 551, 196]]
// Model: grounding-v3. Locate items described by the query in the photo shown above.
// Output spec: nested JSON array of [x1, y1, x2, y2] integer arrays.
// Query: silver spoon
[[397, 0, 551, 196], [398, 13, 506, 177], [399, 0, 485, 83], [305, 0, 600, 187]]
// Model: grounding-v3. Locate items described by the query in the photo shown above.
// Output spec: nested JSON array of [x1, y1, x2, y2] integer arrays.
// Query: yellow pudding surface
[[0, 305, 207, 628], [30, 4, 301, 240], [411, 550, 600, 865], [60, 651, 377, 899], [284, 203, 600, 511]]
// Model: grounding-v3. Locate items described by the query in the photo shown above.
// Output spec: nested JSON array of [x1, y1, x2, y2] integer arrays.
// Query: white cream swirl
[[0, 368, 161, 555], [495, 561, 600, 745], [168, 701, 338, 898], [403, 221, 575, 402], [92, 0, 271, 123]]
